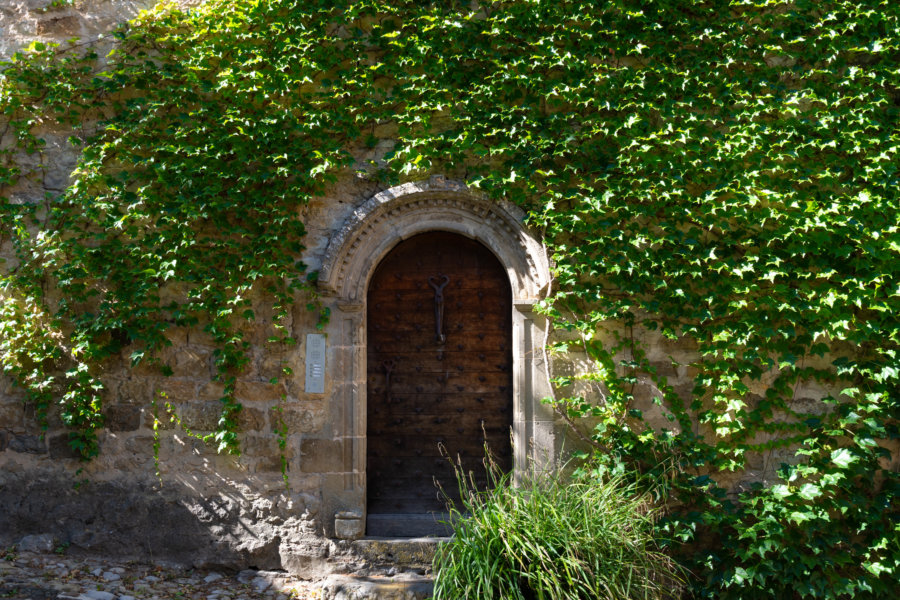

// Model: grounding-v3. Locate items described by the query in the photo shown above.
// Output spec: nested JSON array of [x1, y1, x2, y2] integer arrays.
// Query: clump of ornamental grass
[[432, 453, 685, 600]]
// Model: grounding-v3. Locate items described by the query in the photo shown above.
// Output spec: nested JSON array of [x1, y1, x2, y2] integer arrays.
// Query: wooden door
[[366, 232, 513, 536]]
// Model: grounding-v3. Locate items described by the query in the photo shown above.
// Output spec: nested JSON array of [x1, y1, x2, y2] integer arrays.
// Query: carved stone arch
[[319, 176, 550, 304], [318, 176, 557, 537]]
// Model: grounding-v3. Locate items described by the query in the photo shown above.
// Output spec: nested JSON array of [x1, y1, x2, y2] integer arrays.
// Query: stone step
[[320, 573, 433, 600], [351, 537, 449, 570], [366, 513, 455, 538]]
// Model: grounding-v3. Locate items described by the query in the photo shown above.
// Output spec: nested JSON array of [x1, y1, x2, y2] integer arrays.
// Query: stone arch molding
[[319, 175, 550, 304], [317, 175, 557, 537]]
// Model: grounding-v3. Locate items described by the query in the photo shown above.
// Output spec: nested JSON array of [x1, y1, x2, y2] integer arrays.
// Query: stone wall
[[1, 0, 400, 558], [543, 318, 865, 494], [2, 0, 886, 579], [0, 142, 560, 575], [1, 0, 202, 62], [0, 22, 561, 564], [0, 159, 385, 573]]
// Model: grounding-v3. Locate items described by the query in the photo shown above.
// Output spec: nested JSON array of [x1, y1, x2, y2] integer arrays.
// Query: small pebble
[[80, 591, 116, 600], [251, 577, 271, 592], [236, 569, 257, 584]]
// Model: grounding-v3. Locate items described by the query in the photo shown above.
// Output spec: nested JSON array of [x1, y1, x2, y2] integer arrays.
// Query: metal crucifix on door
[[428, 274, 449, 344]]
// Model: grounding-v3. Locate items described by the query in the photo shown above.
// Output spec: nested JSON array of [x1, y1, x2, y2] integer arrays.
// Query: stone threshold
[[320, 573, 433, 600], [350, 537, 449, 571]]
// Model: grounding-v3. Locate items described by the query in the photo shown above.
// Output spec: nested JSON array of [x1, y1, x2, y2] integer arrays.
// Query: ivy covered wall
[[1, 0, 897, 596]]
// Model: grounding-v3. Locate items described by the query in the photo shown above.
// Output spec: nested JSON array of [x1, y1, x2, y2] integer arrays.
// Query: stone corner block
[[334, 511, 363, 540]]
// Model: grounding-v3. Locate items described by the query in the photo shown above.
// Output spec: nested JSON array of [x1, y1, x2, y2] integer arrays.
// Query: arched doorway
[[317, 177, 556, 540], [365, 232, 513, 536]]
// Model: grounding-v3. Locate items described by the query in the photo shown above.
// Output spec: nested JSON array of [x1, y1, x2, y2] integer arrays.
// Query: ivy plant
[[1, 0, 897, 596]]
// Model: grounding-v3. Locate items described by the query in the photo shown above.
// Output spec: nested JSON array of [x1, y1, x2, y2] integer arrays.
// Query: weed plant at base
[[432, 454, 685, 600]]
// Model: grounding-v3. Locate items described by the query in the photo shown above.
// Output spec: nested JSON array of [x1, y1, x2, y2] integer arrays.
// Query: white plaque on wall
[[305, 333, 326, 394]]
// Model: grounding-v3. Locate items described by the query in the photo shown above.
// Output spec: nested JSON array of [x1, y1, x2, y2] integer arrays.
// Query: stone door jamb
[[318, 176, 556, 531]]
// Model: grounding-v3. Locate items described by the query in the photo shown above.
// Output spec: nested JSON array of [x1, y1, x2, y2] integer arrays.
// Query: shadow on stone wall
[[0, 469, 327, 574]]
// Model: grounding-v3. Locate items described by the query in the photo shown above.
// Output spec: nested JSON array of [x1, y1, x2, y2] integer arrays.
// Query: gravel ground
[[0, 548, 320, 600]]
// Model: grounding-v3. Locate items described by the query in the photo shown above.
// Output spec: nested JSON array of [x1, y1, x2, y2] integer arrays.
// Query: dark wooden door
[[366, 232, 513, 536]]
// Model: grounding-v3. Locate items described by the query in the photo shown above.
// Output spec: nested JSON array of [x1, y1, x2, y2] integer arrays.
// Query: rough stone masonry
[[2, 0, 875, 580], [0, 1, 560, 573]]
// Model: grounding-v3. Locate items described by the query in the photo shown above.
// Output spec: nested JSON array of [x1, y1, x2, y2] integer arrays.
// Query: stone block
[[1, 372, 18, 395], [143, 405, 176, 430], [198, 380, 226, 401], [24, 0, 54, 12], [236, 381, 286, 403], [8, 433, 46, 454], [105, 405, 141, 432], [21, 401, 60, 429], [48, 433, 80, 459], [671, 382, 696, 403], [258, 352, 302, 381], [281, 553, 333, 580], [0, 402, 24, 429], [744, 450, 766, 471], [125, 435, 154, 453], [163, 326, 189, 346], [82, 590, 116, 600], [631, 383, 682, 434], [656, 334, 700, 356], [18, 533, 55, 553], [112, 453, 151, 474], [351, 538, 440, 567], [179, 402, 223, 432], [235, 322, 274, 347], [877, 439, 900, 472], [300, 438, 344, 473], [792, 396, 828, 416], [255, 454, 288, 473], [271, 404, 325, 434], [320, 574, 433, 600], [116, 378, 150, 404], [156, 379, 198, 403], [241, 434, 289, 458], [550, 355, 579, 377], [647, 360, 679, 380], [156, 281, 191, 307], [38, 133, 79, 191], [168, 347, 212, 378], [238, 406, 266, 431], [35, 15, 81, 36], [125, 434, 177, 456], [283, 492, 321, 516], [334, 511, 363, 540]]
